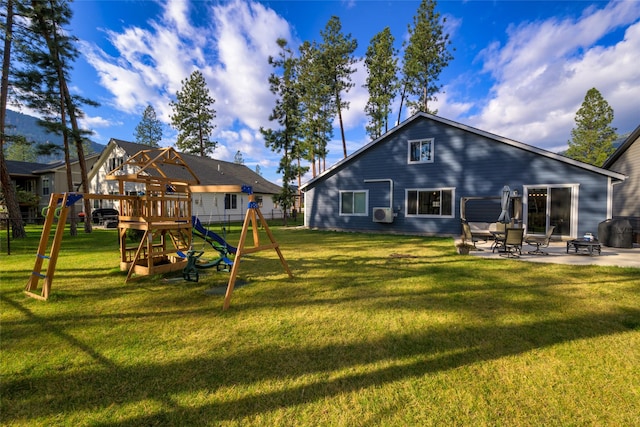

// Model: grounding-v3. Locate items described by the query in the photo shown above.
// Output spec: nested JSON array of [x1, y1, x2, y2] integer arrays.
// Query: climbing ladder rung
[[37, 253, 50, 259], [32, 271, 46, 278]]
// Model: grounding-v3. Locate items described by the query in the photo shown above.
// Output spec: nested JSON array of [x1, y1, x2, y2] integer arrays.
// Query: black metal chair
[[525, 225, 556, 255]]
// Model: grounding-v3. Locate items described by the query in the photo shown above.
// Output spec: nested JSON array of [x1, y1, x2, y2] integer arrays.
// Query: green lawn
[[1, 225, 639, 426]]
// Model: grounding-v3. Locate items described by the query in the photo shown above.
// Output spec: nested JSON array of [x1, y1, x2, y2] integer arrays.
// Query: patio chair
[[525, 225, 556, 255], [499, 227, 524, 258], [491, 222, 508, 253], [461, 221, 484, 251]]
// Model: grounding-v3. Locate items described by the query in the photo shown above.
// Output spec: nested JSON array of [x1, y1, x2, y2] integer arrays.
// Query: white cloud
[[467, 0, 640, 150], [79, 0, 297, 171]]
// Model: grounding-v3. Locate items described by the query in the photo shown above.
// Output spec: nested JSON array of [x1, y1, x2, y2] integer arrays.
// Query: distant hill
[[4, 109, 105, 163]]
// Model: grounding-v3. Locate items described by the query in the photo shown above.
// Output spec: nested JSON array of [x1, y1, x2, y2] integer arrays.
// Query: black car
[[92, 208, 119, 224]]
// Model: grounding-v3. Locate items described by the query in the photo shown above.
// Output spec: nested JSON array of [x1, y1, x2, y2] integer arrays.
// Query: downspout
[[609, 176, 626, 219], [364, 179, 394, 209]]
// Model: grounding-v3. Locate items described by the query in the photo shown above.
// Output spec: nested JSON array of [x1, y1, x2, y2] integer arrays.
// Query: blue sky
[[23, 0, 640, 185]]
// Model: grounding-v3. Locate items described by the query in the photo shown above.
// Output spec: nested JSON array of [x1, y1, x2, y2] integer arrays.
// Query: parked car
[[92, 208, 119, 224]]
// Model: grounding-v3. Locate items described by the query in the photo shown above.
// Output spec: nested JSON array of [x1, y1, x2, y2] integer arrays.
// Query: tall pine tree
[[134, 104, 162, 147], [364, 27, 399, 139], [565, 88, 617, 166], [319, 16, 357, 158], [169, 70, 217, 157], [298, 40, 332, 177], [260, 38, 301, 225], [399, 0, 453, 120], [15, 0, 98, 234], [1, 0, 27, 238]]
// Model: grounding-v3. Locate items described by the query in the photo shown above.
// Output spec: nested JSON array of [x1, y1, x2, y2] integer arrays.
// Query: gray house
[[602, 124, 640, 242], [88, 139, 283, 223], [5, 156, 99, 222], [300, 113, 626, 239]]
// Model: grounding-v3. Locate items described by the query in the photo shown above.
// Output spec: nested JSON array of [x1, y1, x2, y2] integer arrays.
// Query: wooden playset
[[25, 147, 292, 310]]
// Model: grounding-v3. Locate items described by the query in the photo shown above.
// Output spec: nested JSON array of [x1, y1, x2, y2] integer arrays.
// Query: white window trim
[[407, 138, 435, 164], [405, 187, 455, 218], [339, 190, 369, 216]]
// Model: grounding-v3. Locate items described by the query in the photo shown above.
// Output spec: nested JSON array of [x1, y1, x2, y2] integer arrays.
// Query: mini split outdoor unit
[[373, 207, 394, 223]]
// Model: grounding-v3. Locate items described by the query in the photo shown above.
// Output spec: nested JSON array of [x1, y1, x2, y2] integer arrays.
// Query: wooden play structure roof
[[106, 146, 200, 188]]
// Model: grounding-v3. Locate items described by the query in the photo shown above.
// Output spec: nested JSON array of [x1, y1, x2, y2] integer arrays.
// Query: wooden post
[[223, 193, 292, 310]]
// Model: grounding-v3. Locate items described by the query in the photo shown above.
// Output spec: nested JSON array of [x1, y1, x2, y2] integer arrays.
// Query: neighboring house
[[300, 113, 626, 240], [5, 156, 99, 222], [602, 124, 640, 241], [87, 139, 283, 223]]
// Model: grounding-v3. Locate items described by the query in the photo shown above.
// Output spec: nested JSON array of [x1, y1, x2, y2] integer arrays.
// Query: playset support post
[[222, 185, 293, 310]]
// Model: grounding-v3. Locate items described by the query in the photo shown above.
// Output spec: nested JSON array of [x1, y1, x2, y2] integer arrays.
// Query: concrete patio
[[462, 239, 640, 269]]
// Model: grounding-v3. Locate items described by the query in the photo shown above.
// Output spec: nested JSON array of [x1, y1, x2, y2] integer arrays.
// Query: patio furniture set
[[462, 221, 602, 258]]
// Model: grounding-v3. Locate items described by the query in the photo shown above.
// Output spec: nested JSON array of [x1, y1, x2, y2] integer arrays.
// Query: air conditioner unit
[[373, 207, 394, 223]]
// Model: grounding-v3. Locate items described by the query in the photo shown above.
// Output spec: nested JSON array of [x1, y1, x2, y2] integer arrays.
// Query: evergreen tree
[[14, 0, 98, 234], [260, 38, 301, 226], [319, 16, 357, 158], [169, 70, 217, 157], [5, 134, 37, 161], [1, 0, 26, 238], [134, 104, 162, 147], [254, 164, 262, 176], [399, 0, 453, 120], [364, 27, 399, 139], [565, 88, 617, 166], [298, 40, 332, 177]]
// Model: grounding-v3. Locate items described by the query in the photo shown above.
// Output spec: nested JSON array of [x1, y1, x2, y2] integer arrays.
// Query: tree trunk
[[60, 94, 76, 236], [336, 91, 347, 158], [0, 0, 26, 238], [397, 84, 407, 125], [34, 6, 92, 233]]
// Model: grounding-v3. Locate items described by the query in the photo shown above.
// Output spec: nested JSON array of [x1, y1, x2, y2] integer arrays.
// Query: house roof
[[300, 112, 626, 190], [7, 156, 99, 177], [6, 160, 52, 177], [92, 139, 281, 194], [602, 123, 640, 169]]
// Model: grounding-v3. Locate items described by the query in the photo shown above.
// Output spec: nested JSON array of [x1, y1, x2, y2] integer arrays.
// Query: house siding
[[304, 115, 618, 238], [609, 133, 640, 218]]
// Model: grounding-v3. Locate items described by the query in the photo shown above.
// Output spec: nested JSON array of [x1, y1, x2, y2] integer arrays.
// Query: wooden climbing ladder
[[25, 192, 83, 300]]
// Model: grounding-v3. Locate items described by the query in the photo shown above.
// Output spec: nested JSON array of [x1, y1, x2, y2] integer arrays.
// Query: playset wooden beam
[[222, 187, 293, 310]]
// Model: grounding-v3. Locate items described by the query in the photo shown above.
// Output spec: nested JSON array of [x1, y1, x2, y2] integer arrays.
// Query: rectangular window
[[340, 190, 368, 215], [42, 177, 50, 196], [408, 138, 434, 163], [406, 188, 454, 217], [224, 194, 237, 210]]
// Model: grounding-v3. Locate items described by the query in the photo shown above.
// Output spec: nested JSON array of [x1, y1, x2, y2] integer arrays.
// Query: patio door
[[525, 185, 577, 237]]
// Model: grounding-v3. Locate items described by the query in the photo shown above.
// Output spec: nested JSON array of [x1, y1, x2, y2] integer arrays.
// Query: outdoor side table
[[566, 239, 602, 256]]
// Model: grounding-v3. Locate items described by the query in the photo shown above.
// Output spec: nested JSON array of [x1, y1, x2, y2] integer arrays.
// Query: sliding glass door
[[525, 185, 576, 237]]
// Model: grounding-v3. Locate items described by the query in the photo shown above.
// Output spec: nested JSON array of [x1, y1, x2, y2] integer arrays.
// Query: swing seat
[[182, 249, 204, 282]]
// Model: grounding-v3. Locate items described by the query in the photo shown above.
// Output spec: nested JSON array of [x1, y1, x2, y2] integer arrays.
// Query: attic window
[[408, 138, 434, 164], [108, 157, 124, 171]]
